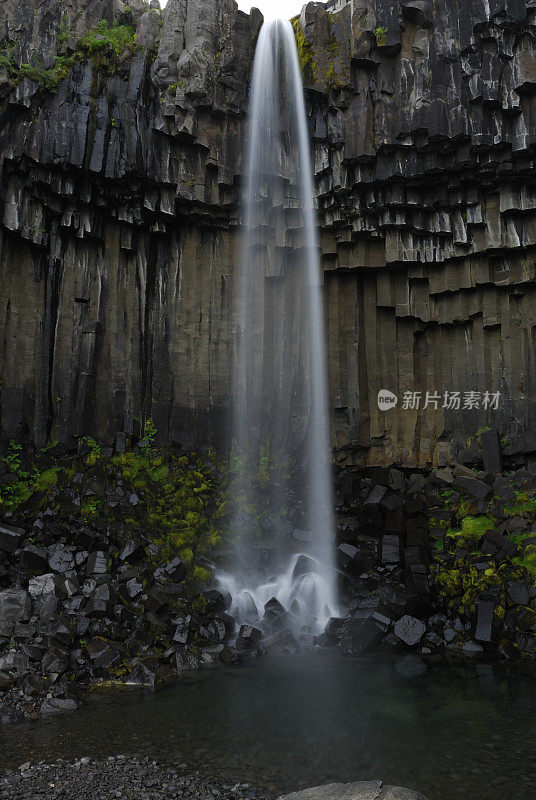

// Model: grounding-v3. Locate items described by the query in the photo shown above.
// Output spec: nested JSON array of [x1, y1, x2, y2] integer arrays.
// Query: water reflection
[[2, 654, 536, 800]]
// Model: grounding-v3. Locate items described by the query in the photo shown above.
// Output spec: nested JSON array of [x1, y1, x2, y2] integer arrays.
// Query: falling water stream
[[218, 19, 338, 638]]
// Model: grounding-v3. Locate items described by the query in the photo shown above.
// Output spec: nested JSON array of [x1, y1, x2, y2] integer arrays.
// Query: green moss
[[325, 62, 342, 90], [513, 546, 536, 584], [446, 515, 495, 548], [192, 565, 211, 583], [457, 499, 478, 519], [436, 561, 503, 614], [82, 437, 101, 467], [291, 17, 317, 84], [33, 467, 60, 492], [503, 491, 536, 516], [113, 448, 221, 578], [326, 34, 341, 58]]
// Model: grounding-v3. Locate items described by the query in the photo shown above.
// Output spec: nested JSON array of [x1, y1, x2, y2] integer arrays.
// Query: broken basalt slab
[[277, 781, 429, 800]]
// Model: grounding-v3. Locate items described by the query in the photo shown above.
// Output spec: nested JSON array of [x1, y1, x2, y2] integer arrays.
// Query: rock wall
[[1, 0, 536, 466]]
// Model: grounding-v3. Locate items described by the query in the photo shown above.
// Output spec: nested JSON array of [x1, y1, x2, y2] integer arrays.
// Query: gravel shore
[[0, 756, 266, 800]]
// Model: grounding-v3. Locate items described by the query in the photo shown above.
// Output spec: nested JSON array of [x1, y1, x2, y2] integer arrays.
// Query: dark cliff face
[[0, 0, 535, 467]]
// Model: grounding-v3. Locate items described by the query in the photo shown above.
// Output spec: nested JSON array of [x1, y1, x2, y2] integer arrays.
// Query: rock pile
[[332, 464, 536, 661], [0, 444, 235, 725]]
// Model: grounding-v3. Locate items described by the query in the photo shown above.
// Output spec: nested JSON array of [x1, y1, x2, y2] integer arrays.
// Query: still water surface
[[1, 654, 536, 800]]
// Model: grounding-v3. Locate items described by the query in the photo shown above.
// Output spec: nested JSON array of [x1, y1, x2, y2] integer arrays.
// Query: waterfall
[[218, 18, 338, 642]]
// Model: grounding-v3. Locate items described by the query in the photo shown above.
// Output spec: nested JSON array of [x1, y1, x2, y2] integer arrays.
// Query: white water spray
[[219, 19, 338, 639]]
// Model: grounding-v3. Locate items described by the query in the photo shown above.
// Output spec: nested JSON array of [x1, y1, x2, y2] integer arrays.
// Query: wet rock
[[462, 641, 484, 657], [337, 543, 359, 570], [172, 615, 191, 645], [393, 615, 426, 646], [388, 469, 405, 491], [453, 476, 492, 500], [292, 554, 318, 579], [48, 546, 75, 573], [381, 535, 400, 563], [481, 529, 516, 556], [20, 546, 48, 574], [125, 577, 143, 598], [28, 573, 64, 598], [237, 624, 261, 649], [264, 597, 286, 621], [40, 697, 77, 715], [475, 601, 495, 643], [325, 617, 346, 640], [35, 593, 60, 617], [127, 663, 156, 686], [366, 485, 387, 506], [86, 551, 108, 575], [204, 588, 231, 611], [507, 581, 529, 606], [341, 619, 384, 656], [0, 589, 31, 623], [262, 628, 298, 652], [481, 428, 502, 475], [119, 542, 145, 564], [0, 650, 29, 673], [370, 612, 391, 632], [0, 524, 24, 553], [219, 646, 251, 665], [175, 650, 199, 671], [154, 556, 186, 582], [199, 619, 226, 644]]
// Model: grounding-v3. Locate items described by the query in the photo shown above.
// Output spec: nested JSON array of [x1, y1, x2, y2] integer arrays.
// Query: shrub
[[78, 20, 136, 57]]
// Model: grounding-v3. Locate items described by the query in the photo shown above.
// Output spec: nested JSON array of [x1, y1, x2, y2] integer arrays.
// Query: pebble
[[0, 758, 266, 800]]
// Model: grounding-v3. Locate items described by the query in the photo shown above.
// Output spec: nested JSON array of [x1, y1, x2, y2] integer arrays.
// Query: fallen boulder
[[277, 781, 429, 800]]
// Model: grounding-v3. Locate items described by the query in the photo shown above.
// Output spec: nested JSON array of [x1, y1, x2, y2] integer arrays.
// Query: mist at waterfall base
[[217, 20, 338, 641]]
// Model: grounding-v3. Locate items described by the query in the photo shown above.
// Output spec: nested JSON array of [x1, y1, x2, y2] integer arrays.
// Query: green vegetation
[[475, 425, 491, 446], [33, 467, 60, 492], [291, 17, 317, 84], [502, 490, 536, 516], [0, 441, 33, 511], [141, 416, 157, 448], [435, 560, 505, 615], [0, 18, 137, 95], [374, 25, 388, 46], [513, 547, 536, 582], [446, 515, 496, 548], [80, 497, 102, 521], [0, 431, 223, 585], [325, 62, 342, 90], [77, 20, 136, 57], [167, 80, 187, 93], [80, 436, 101, 466], [432, 475, 536, 627], [111, 446, 221, 576]]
